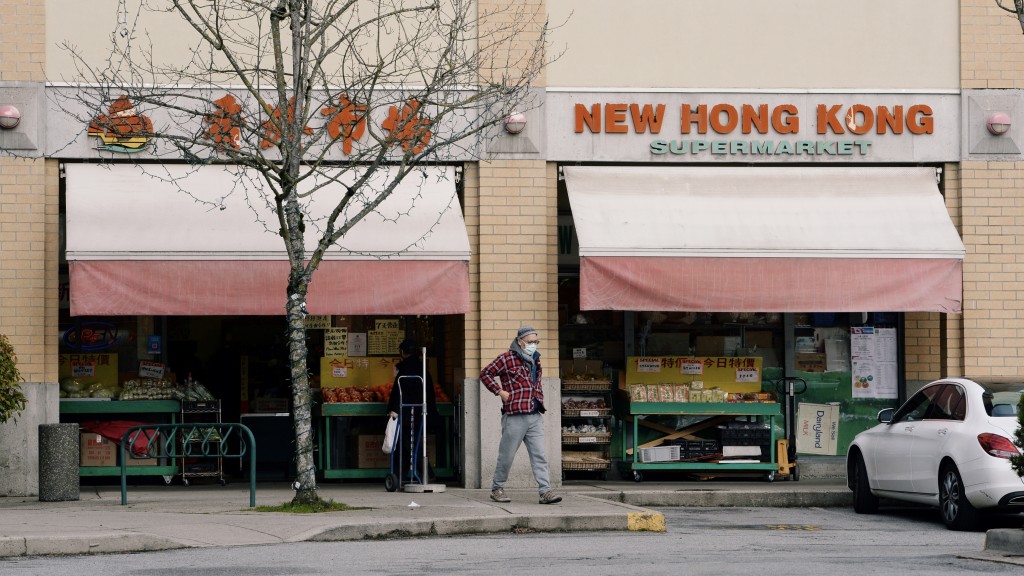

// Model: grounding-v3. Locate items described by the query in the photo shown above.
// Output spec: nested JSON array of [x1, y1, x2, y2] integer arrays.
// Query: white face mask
[[523, 343, 538, 355]]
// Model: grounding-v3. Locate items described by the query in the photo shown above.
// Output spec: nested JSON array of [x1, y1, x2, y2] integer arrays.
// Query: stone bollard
[[38, 423, 80, 502]]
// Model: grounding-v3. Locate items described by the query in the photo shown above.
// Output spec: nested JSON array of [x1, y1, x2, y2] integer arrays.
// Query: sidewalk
[[0, 476, 1021, 566], [0, 477, 846, 557]]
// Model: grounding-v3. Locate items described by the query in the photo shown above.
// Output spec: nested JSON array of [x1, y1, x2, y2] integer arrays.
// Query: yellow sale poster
[[625, 356, 762, 393]]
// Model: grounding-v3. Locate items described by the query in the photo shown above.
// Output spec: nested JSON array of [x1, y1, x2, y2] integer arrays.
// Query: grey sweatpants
[[491, 412, 550, 496]]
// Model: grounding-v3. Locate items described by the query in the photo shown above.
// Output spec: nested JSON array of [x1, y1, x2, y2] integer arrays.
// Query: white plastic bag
[[382, 415, 398, 454]]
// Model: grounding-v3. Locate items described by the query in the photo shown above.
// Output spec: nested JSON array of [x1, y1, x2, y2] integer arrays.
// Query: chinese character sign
[[261, 97, 314, 149], [382, 99, 432, 154], [626, 356, 762, 393], [205, 94, 244, 151], [320, 94, 367, 155]]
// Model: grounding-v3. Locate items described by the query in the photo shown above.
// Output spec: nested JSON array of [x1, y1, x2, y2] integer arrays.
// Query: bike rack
[[119, 423, 257, 507]]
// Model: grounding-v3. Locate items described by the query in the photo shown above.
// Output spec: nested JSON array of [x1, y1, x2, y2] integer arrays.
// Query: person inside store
[[386, 339, 439, 484], [479, 325, 561, 505]]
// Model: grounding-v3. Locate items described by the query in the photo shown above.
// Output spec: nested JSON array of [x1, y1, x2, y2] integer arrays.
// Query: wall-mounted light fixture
[[987, 111, 1011, 136], [0, 105, 20, 130], [503, 112, 527, 135]]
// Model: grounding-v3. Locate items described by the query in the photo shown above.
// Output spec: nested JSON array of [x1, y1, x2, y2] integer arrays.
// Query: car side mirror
[[877, 407, 894, 424]]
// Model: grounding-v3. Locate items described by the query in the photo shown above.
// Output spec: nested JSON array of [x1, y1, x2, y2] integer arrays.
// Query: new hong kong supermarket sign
[[546, 92, 959, 163]]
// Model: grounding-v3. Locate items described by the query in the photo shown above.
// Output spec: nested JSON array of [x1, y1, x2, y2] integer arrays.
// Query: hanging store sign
[[547, 92, 960, 163]]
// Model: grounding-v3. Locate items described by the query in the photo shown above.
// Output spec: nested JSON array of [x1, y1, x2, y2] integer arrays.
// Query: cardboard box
[[358, 434, 436, 469], [796, 402, 839, 455], [795, 353, 827, 372], [80, 432, 117, 467], [127, 457, 160, 467]]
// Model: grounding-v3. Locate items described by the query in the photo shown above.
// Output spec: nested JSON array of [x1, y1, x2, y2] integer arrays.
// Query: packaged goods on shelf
[[629, 384, 646, 402], [639, 445, 681, 463], [672, 385, 688, 402], [120, 378, 177, 400]]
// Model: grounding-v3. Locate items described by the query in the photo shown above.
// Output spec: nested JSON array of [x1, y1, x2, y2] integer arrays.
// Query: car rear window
[[978, 382, 1024, 417]]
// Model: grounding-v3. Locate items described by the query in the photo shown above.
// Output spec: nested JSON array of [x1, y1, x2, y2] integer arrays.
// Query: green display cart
[[318, 402, 455, 480], [627, 401, 782, 482], [60, 399, 181, 479]]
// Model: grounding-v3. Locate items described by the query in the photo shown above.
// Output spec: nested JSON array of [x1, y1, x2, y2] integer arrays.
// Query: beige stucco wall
[[548, 0, 960, 90], [46, 1, 486, 85]]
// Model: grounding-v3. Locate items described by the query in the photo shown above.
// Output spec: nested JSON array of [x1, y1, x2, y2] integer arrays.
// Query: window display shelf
[[561, 387, 613, 480], [627, 402, 781, 482]]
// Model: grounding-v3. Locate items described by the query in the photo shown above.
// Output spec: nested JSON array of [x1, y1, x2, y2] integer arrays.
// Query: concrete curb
[[984, 528, 1024, 553], [1, 533, 187, 557], [583, 489, 852, 508], [308, 512, 658, 542]]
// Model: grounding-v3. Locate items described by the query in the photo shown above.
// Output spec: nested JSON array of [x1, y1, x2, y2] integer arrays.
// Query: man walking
[[480, 325, 561, 504]]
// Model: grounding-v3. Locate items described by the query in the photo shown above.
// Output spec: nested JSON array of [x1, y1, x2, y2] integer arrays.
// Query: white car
[[847, 378, 1024, 530]]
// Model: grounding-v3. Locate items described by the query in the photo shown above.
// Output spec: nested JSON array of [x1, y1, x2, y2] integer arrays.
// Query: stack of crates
[[666, 439, 720, 460], [719, 422, 772, 459]]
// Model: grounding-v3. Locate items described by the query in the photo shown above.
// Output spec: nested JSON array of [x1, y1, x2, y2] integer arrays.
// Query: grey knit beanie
[[517, 325, 538, 339]]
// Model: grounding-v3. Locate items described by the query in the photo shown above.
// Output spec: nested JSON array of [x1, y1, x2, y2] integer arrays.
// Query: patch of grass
[[254, 499, 367, 513]]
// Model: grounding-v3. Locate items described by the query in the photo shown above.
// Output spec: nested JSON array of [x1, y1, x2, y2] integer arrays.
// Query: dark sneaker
[[539, 491, 562, 504], [490, 488, 511, 503]]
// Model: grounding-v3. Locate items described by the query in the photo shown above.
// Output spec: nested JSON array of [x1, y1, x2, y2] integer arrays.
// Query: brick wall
[[904, 163, 965, 383], [0, 157, 58, 384], [962, 0, 1024, 89], [959, 160, 1024, 377], [0, 0, 45, 82], [0, 0, 52, 383], [959, 2, 1024, 377], [474, 160, 558, 370]]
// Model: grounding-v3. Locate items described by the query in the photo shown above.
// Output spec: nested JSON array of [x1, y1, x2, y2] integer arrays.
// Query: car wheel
[[851, 454, 879, 514], [939, 464, 980, 531]]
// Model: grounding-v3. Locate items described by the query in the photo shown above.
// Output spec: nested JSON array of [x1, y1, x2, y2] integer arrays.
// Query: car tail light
[[977, 433, 1020, 459]]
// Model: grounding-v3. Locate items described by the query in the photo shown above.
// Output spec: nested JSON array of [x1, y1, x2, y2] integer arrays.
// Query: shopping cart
[[384, 349, 446, 493], [385, 375, 425, 491]]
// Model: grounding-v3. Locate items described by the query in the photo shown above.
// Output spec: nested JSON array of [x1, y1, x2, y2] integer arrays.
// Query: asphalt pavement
[[1, 472, 1022, 566]]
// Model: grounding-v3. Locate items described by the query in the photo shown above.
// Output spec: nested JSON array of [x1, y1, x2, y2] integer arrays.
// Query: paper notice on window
[[71, 361, 96, 378], [637, 358, 662, 373], [324, 328, 348, 356], [348, 333, 367, 357], [303, 315, 331, 329], [680, 359, 703, 375], [138, 360, 166, 379], [368, 329, 403, 356], [851, 327, 898, 399]]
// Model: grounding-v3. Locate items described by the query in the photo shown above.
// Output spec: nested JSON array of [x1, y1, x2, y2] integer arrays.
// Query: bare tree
[[997, 0, 1024, 34], [53, 0, 549, 505]]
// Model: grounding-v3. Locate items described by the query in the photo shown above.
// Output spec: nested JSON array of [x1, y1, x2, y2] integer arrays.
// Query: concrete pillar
[[38, 423, 79, 502]]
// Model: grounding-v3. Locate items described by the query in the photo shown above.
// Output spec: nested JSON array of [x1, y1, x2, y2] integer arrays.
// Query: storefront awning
[[66, 164, 471, 316], [564, 166, 964, 313]]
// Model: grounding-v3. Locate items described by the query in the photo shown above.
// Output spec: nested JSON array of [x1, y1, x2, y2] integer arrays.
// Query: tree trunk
[[286, 289, 319, 505]]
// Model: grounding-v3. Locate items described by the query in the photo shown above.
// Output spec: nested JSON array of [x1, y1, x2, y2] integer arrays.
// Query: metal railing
[[119, 423, 257, 507]]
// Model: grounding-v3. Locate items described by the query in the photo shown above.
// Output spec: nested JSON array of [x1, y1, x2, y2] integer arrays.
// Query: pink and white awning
[[65, 164, 471, 316], [564, 166, 964, 313]]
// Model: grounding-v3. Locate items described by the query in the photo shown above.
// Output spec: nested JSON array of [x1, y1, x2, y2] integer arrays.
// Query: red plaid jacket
[[480, 350, 544, 415]]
